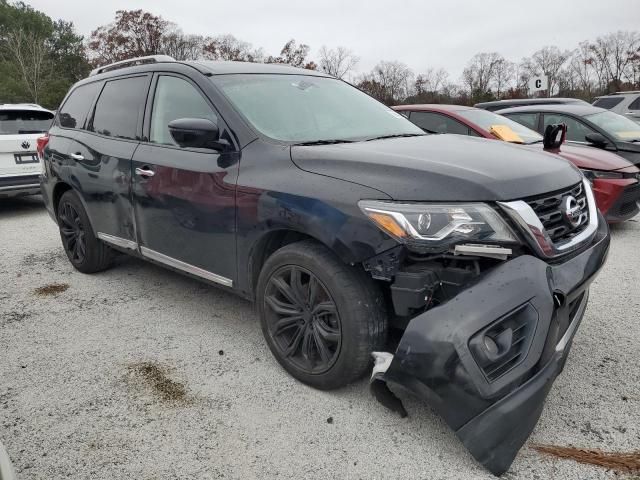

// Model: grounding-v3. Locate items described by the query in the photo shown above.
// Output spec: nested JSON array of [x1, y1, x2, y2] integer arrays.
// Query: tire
[[256, 240, 387, 390], [57, 190, 113, 273]]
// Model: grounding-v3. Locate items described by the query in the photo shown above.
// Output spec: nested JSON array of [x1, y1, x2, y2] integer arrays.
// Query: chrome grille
[[524, 183, 589, 244]]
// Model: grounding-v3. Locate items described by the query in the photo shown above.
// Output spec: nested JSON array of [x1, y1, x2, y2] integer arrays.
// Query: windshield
[[585, 111, 640, 141], [0, 110, 53, 135], [457, 109, 543, 144], [212, 74, 424, 143]]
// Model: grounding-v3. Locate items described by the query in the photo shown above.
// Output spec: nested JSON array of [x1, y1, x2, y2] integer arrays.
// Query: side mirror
[[543, 123, 566, 151], [585, 132, 609, 148], [168, 118, 230, 151]]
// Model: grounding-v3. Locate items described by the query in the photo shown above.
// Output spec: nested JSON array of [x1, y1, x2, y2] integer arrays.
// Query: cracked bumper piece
[[381, 218, 610, 476]]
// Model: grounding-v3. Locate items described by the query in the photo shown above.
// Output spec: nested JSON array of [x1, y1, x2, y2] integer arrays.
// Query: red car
[[393, 104, 640, 223]]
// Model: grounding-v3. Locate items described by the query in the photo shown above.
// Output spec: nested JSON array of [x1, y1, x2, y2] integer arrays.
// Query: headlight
[[358, 201, 519, 251], [581, 169, 625, 181]]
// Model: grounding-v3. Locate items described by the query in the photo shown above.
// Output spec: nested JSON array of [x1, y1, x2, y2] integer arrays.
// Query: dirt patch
[[1, 311, 31, 326], [34, 283, 69, 296], [127, 361, 190, 405], [532, 444, 640, 474]]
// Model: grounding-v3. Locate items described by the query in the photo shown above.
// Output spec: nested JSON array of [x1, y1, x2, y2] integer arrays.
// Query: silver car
[[593, 91, 640, 124]]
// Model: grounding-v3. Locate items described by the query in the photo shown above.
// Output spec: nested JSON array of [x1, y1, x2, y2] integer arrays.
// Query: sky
[[28, 0, 640, 80]]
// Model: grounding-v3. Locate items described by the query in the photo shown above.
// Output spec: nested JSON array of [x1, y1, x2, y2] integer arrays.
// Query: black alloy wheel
[[56, 190, 113, 273], [263, 265, 342, 375], [58, 200, 86, 264]]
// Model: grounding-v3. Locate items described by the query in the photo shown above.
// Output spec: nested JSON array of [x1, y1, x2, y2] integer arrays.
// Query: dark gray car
[[500, 104, 640, 166]]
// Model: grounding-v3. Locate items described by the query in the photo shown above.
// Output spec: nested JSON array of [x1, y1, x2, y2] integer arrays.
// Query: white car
[[0, 103, 54, 198], [593, 91, 640, 124]]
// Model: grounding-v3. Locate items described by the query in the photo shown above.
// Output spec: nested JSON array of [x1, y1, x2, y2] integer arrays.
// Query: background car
[[593, 91, 640, 124], [393, 104, 640, 222], [0, 103, 54, 198], [498, 104, 640, 166], [474, 97, 589, 112]]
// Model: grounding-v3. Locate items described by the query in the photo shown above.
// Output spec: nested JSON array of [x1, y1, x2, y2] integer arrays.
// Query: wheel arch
[[246, 229, 318, 299]]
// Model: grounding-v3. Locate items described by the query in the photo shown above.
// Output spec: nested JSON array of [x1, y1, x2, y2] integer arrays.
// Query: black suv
[[39, 56, 610, 476]]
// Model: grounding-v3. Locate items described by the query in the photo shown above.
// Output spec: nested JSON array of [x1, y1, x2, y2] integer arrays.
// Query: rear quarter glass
[[58, 82, 101, 129]]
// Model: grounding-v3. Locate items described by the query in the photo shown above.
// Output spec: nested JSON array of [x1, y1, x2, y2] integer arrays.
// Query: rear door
[[131, 73, 238, 286], [502, 112, 540, 133], [626, 96, 640, 124], [0, 109, 53, 185], [66, 74, 150, 247]]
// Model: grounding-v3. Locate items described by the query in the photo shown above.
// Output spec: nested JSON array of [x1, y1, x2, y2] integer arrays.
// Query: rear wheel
[[57, 190, 113, 273], [257, 240, 387, 390]]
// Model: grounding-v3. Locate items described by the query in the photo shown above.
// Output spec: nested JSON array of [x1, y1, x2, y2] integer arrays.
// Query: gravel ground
[[1, 196, 639, 480]]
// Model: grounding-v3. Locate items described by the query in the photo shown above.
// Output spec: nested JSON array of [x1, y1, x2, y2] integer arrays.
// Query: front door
[[131, 74, 238, 287]]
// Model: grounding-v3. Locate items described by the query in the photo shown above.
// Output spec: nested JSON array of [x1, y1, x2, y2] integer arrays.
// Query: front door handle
[[70, 153, 84, 161], [135, 166, 155, 178]]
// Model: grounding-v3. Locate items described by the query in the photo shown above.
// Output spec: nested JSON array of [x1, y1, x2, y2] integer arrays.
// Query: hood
[[291, 135, 582, 202], [529, 143, 638, 173]]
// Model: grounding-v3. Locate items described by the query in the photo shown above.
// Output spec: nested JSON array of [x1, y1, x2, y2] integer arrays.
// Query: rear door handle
[[70, 153, 84, 161], [135, 166, 155, 178]]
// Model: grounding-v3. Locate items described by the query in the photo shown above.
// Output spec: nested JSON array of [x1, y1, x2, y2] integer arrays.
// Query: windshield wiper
[[292, 139, 356, 146], [365, 133, 427, 141]]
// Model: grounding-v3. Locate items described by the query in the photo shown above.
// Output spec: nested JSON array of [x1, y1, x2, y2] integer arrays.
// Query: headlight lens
[[581, 169, 625, 181], [358, 201, 518, 250]]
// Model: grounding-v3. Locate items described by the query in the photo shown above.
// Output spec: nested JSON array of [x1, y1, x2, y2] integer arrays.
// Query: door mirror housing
[[543, 123, 566, 151], [168, 118, 230, 151], [585, 132, 609, 148]]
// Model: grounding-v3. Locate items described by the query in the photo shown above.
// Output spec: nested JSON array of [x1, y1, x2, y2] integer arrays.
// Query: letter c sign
[[535, 79, 542, 89]]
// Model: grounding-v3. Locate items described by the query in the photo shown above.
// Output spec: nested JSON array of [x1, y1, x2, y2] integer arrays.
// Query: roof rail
[[90, 55, 175, 76], [614, 90, 640, 94]]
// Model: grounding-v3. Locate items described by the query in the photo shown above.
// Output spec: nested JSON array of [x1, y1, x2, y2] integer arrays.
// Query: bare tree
[[461, 52, 504, 101], [266, 39, 315, 69], [203, 34, 263, 62], [161, 30, 204, 60], [4, 28, 49, 103], [564, 42, 597, 98], [492, 59, 515, 98], [414, 68, 448, 95], [357, 61, 414, 104], [520, 46, 570, 96], [318, 46, 359, 79], [589, 31, 640, 92]]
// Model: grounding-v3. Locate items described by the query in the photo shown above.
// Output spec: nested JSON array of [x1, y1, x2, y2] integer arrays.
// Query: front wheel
[[256, 240, 387, 390], [57, 190, 113, 273]]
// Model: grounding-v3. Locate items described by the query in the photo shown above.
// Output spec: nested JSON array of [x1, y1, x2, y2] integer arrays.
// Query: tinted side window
[[504, 113, 538, 130], [593, 97, 624, 109], [409, 111, 468, 135], [57, 82, 100, 129], [150, 75, 217, 146], [542, 113, 597, 142], [90, 76, 148, 140], [629, 97, 640, 111]]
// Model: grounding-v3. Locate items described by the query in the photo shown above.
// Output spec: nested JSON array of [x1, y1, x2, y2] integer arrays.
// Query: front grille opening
[[525, 183, 590, 244], [469, 303, 538, 382]]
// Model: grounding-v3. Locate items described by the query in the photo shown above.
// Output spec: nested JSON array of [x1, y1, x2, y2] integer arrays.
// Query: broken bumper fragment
[[378, 218, 610, 476]]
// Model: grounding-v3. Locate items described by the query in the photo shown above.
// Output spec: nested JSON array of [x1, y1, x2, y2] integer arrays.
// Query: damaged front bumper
[[375, 217, 610, 476]]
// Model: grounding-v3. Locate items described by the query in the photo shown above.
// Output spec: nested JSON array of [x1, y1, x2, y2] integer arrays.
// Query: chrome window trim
[[140, 246, 233, 287], [97, 232, 138, 251], [498, 179, 598, 259]]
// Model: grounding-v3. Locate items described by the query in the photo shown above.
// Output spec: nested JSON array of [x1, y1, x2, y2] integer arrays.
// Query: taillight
[[36, 134, 49, 160], [37, 134, 49, 176]]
